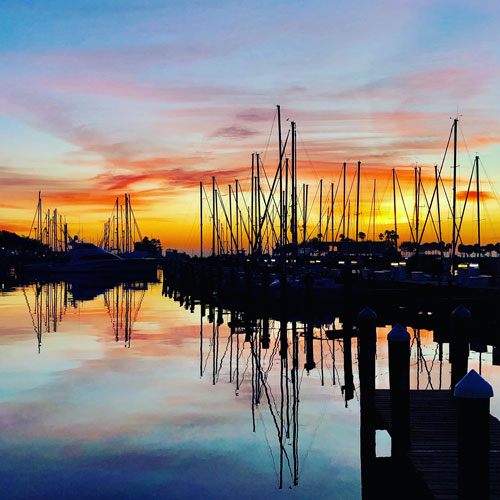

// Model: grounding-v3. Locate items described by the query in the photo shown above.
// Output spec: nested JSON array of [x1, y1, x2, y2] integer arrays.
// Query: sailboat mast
[[53, 209, 57, 251], [120, 205, 124, 252], [124, 194, 128, 252], [37, 191, 42, 242], [251, 153, 255, 252], [347, 201, 351, 240], [331, 182, 334, 248], [355, 161, 361, 255], [200, 182, 203, 258], [229, 184, 233, 255], [476, 155, 480, 248], [342, 162, 346, 239], [277, 105, 283, 250], [452, 118, 458, 264], [434, 165, 442, 246], [418, 167, 421, 249], [291, 121, 297, 257], [235, 180, 240, 252], [302, 185, 306, 244], [414, 167, 419, 244], [285, 157, 289, 245], [212, 176, 216, 256], [319, 179, 323, 241], [115, 197, 119, 252], [392, 168, 397, 248], [257, 153, 261, 254]]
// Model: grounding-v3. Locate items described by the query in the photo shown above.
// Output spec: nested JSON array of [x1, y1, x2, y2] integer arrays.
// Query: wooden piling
[[387, 323, 411, 459], [454, 369, 494, 500], [358, 307, 377, 499], [450, 305, 471, 391]]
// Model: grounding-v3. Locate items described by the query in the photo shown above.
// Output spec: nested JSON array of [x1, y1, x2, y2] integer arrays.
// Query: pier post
[[343, 265, 352, 305], [358, 307, 377, 409], [216, 261, 223, 296], [342, 314, 354, 405], [341, 265, 354, 404], [245, 262, 252, 302], [388, 323, 411, 459], [454, 369, 493, 500], [358, 307, 377, 498], [305, 273, 313, 309], [261, 316, 270, 349], [303, 273, 316, 372], [304, 320, 316, 373], [450, 305, 471, 391], [262, 266, 270, 306]]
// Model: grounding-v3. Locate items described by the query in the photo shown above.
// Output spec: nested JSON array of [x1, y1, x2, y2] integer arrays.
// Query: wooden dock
[[374, 390, 500, 499]]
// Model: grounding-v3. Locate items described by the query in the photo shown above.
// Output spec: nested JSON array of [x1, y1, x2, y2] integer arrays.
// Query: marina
[[2, 106, 500, 498], [1, 2, 500, 497]]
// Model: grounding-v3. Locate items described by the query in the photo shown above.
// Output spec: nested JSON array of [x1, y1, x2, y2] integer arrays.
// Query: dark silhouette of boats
[[24, 241, 158, 276]]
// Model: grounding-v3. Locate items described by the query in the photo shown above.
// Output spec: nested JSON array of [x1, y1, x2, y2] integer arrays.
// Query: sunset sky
[[1, 0, 500, 252]]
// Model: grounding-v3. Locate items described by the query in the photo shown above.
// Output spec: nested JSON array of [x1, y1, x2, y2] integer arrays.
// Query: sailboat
[[24, 240, 158, 276]]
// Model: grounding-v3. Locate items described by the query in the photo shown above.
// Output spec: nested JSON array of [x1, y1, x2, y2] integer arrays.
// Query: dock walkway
[[374, 390, 500, 499]]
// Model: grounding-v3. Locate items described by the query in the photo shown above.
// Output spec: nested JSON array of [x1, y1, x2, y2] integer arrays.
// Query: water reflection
[[185, 291, 360, 491], [21, 277, 155, 351], [2, 274, 500, 498], [104, 283, 147, 347], [163, 274, 500, 496], [22, 281, 68, 352]]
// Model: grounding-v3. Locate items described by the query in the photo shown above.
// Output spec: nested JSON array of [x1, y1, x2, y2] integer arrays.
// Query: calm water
[[1, 275, 500, 499]]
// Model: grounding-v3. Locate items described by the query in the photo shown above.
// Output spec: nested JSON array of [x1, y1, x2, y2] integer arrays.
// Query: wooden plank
[[374, 390, 500, 499]]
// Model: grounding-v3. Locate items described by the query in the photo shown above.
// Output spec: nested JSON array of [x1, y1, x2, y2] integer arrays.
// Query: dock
[[374, 390, 500, 499]]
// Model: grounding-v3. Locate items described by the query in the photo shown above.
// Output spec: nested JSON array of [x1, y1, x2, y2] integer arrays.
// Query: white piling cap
[[454, 369, 494, 399], [358, 307, 377, 320], [452, 305, 471, 319], [387, 323, 410, 342]]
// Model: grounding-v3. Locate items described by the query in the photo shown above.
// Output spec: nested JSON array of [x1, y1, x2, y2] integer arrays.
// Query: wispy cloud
[[211, 125, 258, 139], [457, 190, 496, 201], [236, 108, 274, 122]]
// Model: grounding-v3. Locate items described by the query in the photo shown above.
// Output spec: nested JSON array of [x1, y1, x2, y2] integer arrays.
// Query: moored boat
[[24, 242, 158, 276]]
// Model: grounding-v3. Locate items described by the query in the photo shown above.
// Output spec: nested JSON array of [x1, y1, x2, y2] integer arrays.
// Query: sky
[[1, 0, 500, 252]]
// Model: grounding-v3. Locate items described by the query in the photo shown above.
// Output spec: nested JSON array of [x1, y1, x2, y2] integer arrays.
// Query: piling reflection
[[162, 269, 500, 497], [161, 278, 368, 490]]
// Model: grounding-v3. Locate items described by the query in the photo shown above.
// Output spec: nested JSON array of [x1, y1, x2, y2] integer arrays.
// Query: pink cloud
[[211, 125, 258, 139]]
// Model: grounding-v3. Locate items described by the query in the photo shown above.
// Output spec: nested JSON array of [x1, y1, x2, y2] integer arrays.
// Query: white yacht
[[25, 242, 158, 275]]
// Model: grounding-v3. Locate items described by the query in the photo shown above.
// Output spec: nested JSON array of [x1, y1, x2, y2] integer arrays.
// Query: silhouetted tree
[[134, 236, 162, 255], [383, 229, 398, 248]]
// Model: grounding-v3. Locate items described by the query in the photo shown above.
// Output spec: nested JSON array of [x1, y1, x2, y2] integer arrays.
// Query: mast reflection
[[191, 295, 353, 490], [104, 283, 147, 347], [23, 281, 67, 352], [23, 278, 150, 350]]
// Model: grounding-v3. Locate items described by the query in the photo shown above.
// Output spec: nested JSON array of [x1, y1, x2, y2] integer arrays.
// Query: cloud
[[236, 108, 274, 122], [325, 65, 500, 105], [34, 77, 254, 104], [456, 190, 496, 201], [0, 203, 24, 209], [0, 221, 34, 233], [211, 125, 258, 139], [0, 87, 140, 160]]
